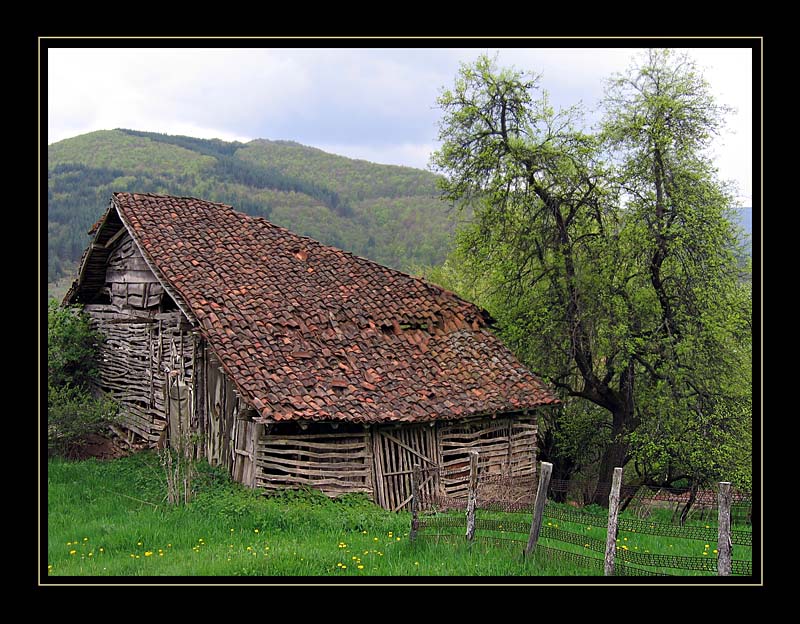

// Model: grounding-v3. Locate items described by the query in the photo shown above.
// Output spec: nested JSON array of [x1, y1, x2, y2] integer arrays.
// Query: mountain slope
[[47, 130, 460, 283]]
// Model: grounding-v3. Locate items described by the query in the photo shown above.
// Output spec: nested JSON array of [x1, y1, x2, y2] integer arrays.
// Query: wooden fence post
[[466, 451, 479, 541], [524, 461, 553, 556], [717, 481, 732, 576], [410, 463, 421, 542], [604, 467, 623, 576]]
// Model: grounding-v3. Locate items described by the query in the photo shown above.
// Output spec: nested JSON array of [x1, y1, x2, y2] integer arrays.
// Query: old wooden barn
[[65, 192, 559, 510]]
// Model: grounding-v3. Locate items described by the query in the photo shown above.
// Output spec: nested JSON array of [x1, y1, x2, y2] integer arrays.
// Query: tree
[[431, 52, 751, 502]]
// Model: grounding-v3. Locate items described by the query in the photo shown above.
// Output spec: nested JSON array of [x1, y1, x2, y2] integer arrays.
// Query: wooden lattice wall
[[85, 306, 196, 444], [254, 425, 373, 495], [252, 415, 537, 510]]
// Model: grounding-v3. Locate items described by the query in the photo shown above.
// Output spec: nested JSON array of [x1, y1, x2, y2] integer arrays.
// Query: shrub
[[47, 383, 118, 456], [47, 299, 118, 455], [47, 299, 99, 389]]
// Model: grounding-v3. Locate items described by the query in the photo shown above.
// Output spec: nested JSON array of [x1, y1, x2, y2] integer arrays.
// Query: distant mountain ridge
[[46, 130, 754, 286], [47, 130, 458, 283]]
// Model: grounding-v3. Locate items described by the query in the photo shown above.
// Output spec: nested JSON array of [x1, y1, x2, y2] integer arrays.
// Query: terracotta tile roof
[[113, 192, 559, 423]]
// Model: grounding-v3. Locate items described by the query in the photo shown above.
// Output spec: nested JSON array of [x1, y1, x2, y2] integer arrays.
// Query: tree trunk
[[591, 406, 630, 506], [679, 480, 698, 527]]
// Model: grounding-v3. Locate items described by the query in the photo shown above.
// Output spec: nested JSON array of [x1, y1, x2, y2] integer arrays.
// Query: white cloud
[[314, 141, 438, 170], [47, 45, 754, 204]]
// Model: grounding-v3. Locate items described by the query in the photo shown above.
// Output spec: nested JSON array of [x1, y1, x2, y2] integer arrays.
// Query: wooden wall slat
[[255, 430, 373, 499]]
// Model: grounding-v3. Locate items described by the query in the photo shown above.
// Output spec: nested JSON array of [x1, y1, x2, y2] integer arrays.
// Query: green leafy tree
[[431, 52, 751, 501], [47, 300, 117, 455]]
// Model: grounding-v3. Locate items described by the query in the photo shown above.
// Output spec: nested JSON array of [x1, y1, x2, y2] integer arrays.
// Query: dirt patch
[[61, 433, 141, 460]]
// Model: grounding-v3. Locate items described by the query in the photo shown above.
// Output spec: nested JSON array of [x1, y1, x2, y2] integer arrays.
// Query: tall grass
[[46, 453, 750, 577], [47, 454, 572, 576]]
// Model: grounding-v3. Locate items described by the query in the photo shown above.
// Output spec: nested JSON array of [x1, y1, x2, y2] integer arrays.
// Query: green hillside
[[47, 130, 459, 284]]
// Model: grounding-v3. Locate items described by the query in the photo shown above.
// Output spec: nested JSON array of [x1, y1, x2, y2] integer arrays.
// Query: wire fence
[[413, 464, 753, 577]]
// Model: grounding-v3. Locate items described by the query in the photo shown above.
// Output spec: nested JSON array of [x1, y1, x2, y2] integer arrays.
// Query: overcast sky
[[48, 46, 754, 205]]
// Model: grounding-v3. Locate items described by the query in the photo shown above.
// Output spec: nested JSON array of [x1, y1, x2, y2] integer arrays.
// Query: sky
[[47, 46, 754, 205]]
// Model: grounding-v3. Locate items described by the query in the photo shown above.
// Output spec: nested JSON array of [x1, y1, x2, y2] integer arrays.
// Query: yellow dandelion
[[703, 552, 708, 556], [415, 561, 419, 565], [587, 526, 592, 530], [247, 546, 253, 551], [83, 537, 89, 541], [135, 555, 140, 559], [363, 550, 369, 555], [254, 529, 259, 533], [362, 530, 368, 534], [705, 525, 710, 528], [88, 552, 93, 557], [137, 541, 142, 546], [584, 543, 589, 548], [130, 554, 135, 558], [159, 553, 164, 557], [69, 550, 76, 555], [396, 537, 401, 541], [713, 549, 719, 554], [373, 537, 378, 542], [357, 565, 364, 570], [705, 544, 710, 549], [231, 528, 235, 532], [66, 542, 71, 546], [145, 551, 153, 557], [48, 564, 53, 571], [167, 544, 172, 548], [352, 556, 357, 560], [547, 522, 552, 526], [623, 537, 628, 541], [99, 548, 104, 553], [342, 565, 347, 569]]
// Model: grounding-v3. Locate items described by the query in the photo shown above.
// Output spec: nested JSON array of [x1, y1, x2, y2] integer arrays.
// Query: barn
[[65, 192, 558, 510]]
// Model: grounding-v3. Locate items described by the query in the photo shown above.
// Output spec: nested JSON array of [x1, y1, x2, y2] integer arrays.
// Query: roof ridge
[[113, 191, 235, 211]]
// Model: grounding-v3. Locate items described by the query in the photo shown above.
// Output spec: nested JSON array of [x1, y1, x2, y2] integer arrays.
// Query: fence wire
[[542, 502, 753, 547], [414, 465, 753, 577]]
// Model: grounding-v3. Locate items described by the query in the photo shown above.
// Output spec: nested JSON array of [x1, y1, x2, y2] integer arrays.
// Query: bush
[[47, 383, 118, 456], [47, 299, 118, 455], [47, 300, 99, 389]]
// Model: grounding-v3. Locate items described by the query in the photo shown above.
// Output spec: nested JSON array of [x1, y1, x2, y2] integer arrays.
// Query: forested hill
[[47, 129, 459, 283]]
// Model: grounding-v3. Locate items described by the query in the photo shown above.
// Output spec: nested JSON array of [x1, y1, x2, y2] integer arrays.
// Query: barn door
[[232, 418, 261, 487], [372, 424, 440, 511]]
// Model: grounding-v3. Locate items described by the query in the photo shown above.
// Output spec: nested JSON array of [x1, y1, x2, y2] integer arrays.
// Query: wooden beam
[[524, 461, 552, 556], [466, 450, 479, 541], [604, 467, 623, 576], [103, 226, 128, 249], [380, 431, 437, 466], [717, 482, 732, 576]]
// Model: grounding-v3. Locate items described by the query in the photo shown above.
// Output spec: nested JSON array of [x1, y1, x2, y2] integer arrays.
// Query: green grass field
[[46, 453, 751, 578]]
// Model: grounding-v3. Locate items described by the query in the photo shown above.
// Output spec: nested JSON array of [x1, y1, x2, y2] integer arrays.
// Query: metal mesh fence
[[414, 464, 753, 577]]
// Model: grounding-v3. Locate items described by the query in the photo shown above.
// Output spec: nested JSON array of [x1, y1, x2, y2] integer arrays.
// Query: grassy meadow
[[46, 453, 750, 578]]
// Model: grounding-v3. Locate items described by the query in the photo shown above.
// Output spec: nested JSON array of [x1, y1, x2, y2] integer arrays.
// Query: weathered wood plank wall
[[106, 234, 164, 309], [438, 415, 537, 499], [254, 428, 373, 496], [85, 306, 196, 444]]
